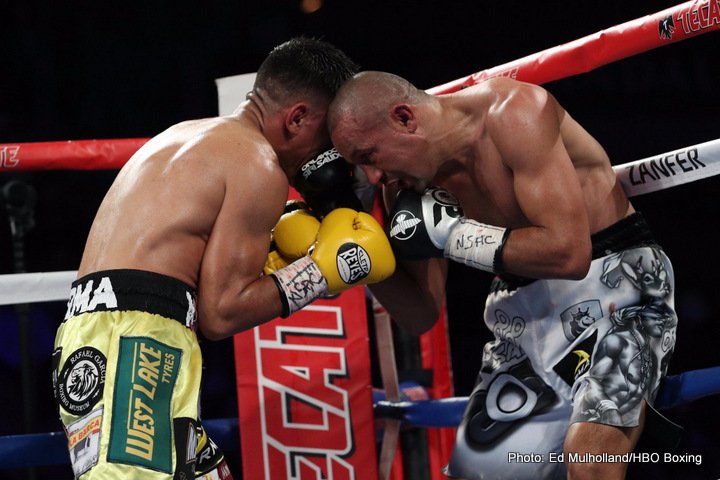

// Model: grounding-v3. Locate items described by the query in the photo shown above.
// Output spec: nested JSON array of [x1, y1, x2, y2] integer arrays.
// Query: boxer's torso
[[435, 78, 634, 235], [78, 113, 280, 288]]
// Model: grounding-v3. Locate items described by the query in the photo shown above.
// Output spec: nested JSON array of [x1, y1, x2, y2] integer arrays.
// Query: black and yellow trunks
[[53, 269, 202, 479]]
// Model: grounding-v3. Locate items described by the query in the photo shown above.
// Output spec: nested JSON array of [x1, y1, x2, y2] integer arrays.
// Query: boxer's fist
[[269, 208, 394, 317], [273, 209, 321, 259], [388, 188, 509, 273], [311, 208, 396, 294], [387, 187, 464, 259], [263, 250, 292, 276], [294, 148, 363, 217], [264, 202, 319, 275]]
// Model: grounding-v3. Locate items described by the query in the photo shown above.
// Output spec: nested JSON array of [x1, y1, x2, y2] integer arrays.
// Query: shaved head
[[328, 71, 426, 133], [327, 71, 439, 191]]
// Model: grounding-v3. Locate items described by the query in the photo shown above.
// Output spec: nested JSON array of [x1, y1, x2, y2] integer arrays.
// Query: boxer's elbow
[[559, 259, 590, 280], [385, 303, 439, 336], [198, 314, 235, 341], [198, 294, 258, 341], [399, 313, 439, 336], [552, 239, 591, 280]]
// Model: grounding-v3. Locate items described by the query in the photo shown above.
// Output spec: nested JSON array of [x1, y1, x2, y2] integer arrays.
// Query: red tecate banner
[[234, 286, 378, 480], [428, 0, 720, 94]]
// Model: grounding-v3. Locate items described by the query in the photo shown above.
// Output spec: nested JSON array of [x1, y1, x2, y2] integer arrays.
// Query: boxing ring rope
[[2, 3, 720, 174], [427, 0, 720, 94], [1, 0, 719, 473], [1, 136, 719, 307], [1, 140, 719, 472], [0, 138, 148, 171], [3, 134, 720, 193], [1, 368, 719, 469]]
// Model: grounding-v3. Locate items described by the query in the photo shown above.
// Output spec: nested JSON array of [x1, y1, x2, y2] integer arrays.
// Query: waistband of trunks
[[64, 269, 197, 326], [590, 211, 658, 259], [492, 212, 659, 293]]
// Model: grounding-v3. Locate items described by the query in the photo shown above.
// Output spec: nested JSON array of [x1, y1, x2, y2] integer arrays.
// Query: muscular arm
[[490, 84, 592, 279], [197, 157, 289, 340]]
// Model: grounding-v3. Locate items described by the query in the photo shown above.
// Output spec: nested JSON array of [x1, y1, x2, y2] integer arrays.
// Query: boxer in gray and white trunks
[[328, 71, 680, 479], [446, 213, 677, 479]]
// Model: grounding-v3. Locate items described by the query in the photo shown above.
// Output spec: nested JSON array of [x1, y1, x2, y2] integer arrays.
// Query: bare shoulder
[[152, 116, 287, 225], [174, 117, 283, 182], [183, 118, 275, 165], [480, 78, 563, 150], [483, 77, 557, 120], [203, 118, 288, 227]]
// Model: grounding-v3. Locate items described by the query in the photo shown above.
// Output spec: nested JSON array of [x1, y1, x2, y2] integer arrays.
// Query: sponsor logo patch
[[300, 147, 342, 179], [553, 331, 598, 387], [67, 408, 103, 477], [560, 299, 603, 341], [389, 210, 422, 240], [336, 243, 371, 284], [173, 417, 197, 479], [108, 337, 181, 473], [659, 15, 675, 39], [57, 347, 106, 416]]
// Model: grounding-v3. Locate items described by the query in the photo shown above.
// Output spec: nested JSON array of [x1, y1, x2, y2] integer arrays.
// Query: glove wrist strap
[[270, 256, 328, 317], [443, 219, 509, 273]]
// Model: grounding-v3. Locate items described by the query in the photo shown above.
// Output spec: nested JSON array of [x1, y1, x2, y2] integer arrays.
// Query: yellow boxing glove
[[263, 250, 291, 276], [264, 203, 320, 276], [273, 209, 321, 259], [269, 208, 396, 317], [311, 208, 396, 295]]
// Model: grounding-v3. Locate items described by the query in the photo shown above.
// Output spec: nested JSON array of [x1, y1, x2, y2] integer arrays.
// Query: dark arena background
[[1, 0, 719, 479]]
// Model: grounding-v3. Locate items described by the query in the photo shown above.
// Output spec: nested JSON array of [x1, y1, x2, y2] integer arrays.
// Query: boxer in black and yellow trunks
[[50, 39, 398, 479], [53, 269, 230, 478]]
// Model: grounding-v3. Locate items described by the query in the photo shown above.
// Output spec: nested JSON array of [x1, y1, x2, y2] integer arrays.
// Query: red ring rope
[[0, 0, 717, 173], [428, 0, 720, 94]]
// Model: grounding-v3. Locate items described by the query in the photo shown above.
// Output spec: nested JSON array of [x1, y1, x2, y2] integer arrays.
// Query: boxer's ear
[[285, 102, 309, 135], [391, 104, 417, 133]]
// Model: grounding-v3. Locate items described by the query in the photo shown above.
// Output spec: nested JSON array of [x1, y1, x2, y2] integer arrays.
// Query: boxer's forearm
[[498, 226, 591, 280], [369, 257, 447, 336]]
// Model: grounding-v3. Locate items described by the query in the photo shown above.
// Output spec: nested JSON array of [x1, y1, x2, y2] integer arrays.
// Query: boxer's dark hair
[[254, 37, 359, 103]]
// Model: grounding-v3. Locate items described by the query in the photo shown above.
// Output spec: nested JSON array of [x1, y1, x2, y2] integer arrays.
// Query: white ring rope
[[1, 137, 719, 306], [0, 270, 76, 306], [614, 138, 720, 197]]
